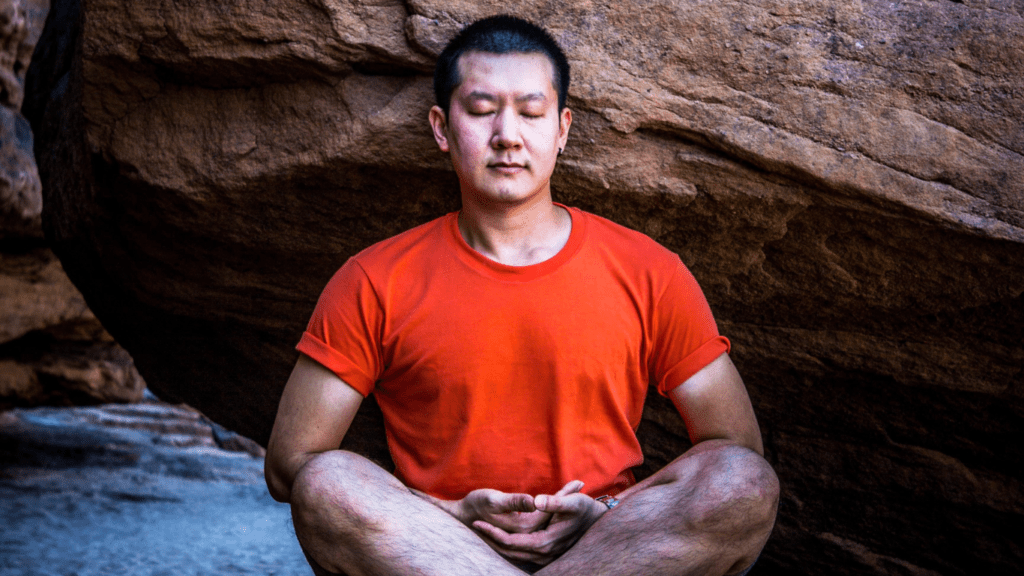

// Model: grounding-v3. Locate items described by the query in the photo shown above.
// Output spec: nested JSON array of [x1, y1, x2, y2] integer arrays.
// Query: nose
[[490, 108, 522, 150]]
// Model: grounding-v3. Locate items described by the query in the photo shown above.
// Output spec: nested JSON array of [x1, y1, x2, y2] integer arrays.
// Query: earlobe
[[429, 105, 450, 152]]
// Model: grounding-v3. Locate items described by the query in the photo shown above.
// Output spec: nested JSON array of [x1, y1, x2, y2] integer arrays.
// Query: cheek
[[530, 123, 562, 149], [451, 127, 488, 157]]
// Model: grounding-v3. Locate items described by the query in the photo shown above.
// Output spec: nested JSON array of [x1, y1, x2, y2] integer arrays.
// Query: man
[[265, 15, 778, 576]]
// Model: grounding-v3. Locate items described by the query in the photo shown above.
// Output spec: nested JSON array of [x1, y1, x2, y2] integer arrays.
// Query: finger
[[473, 527, 547, 564], [473, 520, 518, 547], [486, 509, 552, 534], [553, 480, 585, 496], [475, 523, 565, 565], [489, 491, 537, 513], [473, 521, 547, 550], [534, 493, 586, 514]]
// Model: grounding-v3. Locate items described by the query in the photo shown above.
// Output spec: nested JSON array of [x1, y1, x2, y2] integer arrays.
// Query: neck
[[457, 196, 572, 266]]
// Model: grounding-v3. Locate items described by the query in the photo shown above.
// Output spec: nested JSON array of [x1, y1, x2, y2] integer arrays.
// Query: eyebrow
[[466, 91, 549, 103]]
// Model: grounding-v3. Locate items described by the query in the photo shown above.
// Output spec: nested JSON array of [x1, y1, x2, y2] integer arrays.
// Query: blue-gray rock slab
[[0, 402, 308, 576]]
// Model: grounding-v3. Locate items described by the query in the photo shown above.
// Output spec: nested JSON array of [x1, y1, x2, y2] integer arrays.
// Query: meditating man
[[265, 15, 779, 576]]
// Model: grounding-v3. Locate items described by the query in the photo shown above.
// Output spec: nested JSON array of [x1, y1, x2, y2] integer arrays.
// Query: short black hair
[[433, 15, 571, 116]]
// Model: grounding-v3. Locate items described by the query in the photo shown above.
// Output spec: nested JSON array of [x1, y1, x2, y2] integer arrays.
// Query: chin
[[494, 189, 537, 203]]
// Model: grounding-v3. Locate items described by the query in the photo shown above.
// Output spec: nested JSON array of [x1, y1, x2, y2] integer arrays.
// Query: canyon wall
[[24, 1, 1024, 574], [1, 0, 143, 408]]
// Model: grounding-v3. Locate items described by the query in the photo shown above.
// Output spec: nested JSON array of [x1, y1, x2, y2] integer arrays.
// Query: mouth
[[489, 161, 527, 175]]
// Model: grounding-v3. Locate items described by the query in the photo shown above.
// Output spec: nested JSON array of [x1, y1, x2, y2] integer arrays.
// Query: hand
[[473, 482, 607, 565], [456, 480, 584, 535], [455, 487, 550, 534]]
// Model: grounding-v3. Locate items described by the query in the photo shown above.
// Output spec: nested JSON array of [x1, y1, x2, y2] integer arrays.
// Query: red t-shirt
[[297, 206, 729, 499]]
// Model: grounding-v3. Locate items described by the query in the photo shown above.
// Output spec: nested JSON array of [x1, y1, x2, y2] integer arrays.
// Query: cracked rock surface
[[21, 1, 1024, 574]]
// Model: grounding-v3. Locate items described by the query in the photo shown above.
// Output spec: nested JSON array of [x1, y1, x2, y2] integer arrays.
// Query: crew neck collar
[[445, 203, 586, 282]]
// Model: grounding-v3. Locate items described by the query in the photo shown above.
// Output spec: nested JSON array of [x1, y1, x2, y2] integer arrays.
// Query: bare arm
[[264, 354, 364, 502], [668, 352, 763, 455], [266, 354, 557, 544]]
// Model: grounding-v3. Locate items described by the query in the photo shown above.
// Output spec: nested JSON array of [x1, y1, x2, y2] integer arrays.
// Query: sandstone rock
[[0, 336, 146, 406], [0, 105, 41, 238], [0, 240, 147, 407], [25, 1, 1024, 575], [1, 0, 48, 237], [0, 245, 91, 344], [0, 0, 49, 109], [0, 243, 147, 406], [2, 0, 144, 409]]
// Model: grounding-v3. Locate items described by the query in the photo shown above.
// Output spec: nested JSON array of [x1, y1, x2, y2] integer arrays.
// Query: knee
[[290, 451, 391, 536], [686, 444, 780, 536]]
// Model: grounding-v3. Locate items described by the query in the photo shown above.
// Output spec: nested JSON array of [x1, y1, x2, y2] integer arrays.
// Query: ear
[[557, 107, 572, 151], [429, 105, 450, 152]]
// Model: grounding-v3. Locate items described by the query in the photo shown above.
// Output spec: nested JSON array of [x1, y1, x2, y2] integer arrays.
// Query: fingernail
[[536, 495, 547, 508]]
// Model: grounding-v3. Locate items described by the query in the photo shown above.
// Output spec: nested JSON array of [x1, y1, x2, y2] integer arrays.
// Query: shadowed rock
[[1, 0, 144, 409], [23, 1, 1024, 575]]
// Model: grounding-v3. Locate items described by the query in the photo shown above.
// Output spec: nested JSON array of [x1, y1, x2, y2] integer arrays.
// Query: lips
[[489, 160, 527, 177]]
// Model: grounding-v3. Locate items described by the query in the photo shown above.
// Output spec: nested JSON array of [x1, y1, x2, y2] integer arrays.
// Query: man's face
[[429, 51, 571, 208]]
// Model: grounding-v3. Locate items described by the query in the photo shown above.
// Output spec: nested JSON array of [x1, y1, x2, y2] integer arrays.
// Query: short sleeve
[[649, 259, 731, 396], [295, 258, 384, 396]]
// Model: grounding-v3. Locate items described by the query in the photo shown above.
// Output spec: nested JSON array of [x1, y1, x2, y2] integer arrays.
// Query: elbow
[[743, 429, 765, 458], [264, 455, 293, 503], [735, 430, 765, 458], [266, 477, 291, 503]]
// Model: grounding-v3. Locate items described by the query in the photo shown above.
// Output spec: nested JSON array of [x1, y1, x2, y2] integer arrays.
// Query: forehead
[[454, 51, 557, 96]]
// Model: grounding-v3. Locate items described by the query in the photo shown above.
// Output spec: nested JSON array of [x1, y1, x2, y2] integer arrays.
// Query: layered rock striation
[[25, 1, 1024, 575], [1, 0, 144, 408]]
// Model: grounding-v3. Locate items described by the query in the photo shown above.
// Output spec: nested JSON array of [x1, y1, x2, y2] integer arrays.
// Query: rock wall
[[25, 1, 1024, 575], [1, 0, 144, 408]]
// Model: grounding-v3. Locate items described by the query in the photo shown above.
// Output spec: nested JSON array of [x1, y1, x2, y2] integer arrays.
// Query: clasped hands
[[451, 480, 608, 565]]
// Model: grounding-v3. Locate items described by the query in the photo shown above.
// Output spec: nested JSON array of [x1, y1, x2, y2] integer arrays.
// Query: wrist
[[594, 494, 620, 511], [592, 494, 617, 521], [449, 497, 473, 525], [438, 495, 476, 526], [410, 488, 468, 524]]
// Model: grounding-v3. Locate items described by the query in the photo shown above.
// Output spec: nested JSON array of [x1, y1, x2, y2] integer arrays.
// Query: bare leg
[[292, 442, 777, 576], [540, 440, 779, 576], [289, 450, 528, 576]]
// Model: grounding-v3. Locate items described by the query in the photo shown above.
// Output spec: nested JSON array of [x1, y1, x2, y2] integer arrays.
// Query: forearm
[[693, 424, 763, 456], [264, 355, 364, 502]]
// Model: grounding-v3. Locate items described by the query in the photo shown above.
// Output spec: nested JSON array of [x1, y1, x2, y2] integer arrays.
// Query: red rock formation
[[1, 0, 45, 237], [1, 0, 144, 407], [24, 1, 1024, 574]]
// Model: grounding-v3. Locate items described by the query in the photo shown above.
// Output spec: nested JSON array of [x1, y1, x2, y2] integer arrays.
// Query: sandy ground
[[0, 400, 311, 576]]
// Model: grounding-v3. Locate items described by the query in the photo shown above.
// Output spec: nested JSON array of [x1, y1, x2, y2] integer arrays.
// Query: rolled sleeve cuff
[[658, 336, 731, 397], [296, 332, 376, 397]]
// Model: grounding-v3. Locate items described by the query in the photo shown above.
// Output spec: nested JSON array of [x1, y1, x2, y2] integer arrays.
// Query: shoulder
[[318, 213, 453, 300], [572, 208, 682, 267], [350, 213, 454, 272]]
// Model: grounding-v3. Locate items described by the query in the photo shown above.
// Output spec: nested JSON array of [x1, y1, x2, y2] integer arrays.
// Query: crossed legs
[[290, 441, 779, 576]]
